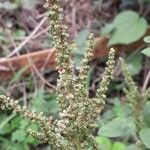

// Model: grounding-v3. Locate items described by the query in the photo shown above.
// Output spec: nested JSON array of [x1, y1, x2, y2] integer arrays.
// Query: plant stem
[[73, 137, 82, 150]]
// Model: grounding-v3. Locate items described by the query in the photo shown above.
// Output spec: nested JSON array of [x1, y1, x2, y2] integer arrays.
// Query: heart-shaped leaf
[[109, 11, 148, 45]]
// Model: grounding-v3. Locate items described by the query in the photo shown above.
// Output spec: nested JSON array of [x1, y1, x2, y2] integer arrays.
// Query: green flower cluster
[[0, 0, 115, 149], [120, 58, 145, 130], [120, 58, 150, 149]]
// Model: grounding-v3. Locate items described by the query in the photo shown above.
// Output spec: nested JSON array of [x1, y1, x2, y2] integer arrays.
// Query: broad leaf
[[113, 98, 131, 117], [98, 117, 136, 138], [73, 29, 89, 67], [125, 144, 138, 150], [21, 0, 38, 10], [100, 23, 114, 36], [95, 136, 112, 150], [10, 116, 22, 130], [126, 54, 143, 75], [101, 110, 115, 124], [139, 128, 150, 148], [0, 114, 15, 135], [109, 11, 148, 45], [11, 130, 26, 142], [112, 142, 126, 150], [141, 48, 150, 57], [0, 2, 18, 10], [143, 102, 150, 127], [75, 29, 89, 48], [0, 137, 29, 150], [32, 88, 58, 115], [144, 36, 150, 43], [85, 66, 93, 90]]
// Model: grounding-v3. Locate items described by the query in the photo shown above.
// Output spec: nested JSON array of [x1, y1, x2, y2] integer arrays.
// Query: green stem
[[73, 137, 82, 150]]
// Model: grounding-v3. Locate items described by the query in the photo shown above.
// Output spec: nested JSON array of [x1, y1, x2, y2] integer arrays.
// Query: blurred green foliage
[[96, 96, 150, 150], [0, 87, 58, 150]]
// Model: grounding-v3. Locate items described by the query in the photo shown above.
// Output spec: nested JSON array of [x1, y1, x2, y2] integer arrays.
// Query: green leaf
[[0, 137, 29, 150], [141, 47, 150, 57], [109, 11, 148, 45], [98, 117, 136, 138], [95, 137, 112, 150], [46, 95, 59, 115], [101, 110, 115, 124], [112, 142, 126, 150], [11, 130, 26, 142], [11, 143, 29, 150], [0, 123, 12, 135], [73, 29, 89, 67], [85, 66, 93, 90], [112, 98, 131, 117], [73, 54, 85, 68], [144, 36, 150, 43], [75, 29, 89, 48], [0, 2, 18, 10], [100, 23, 114, 36], [0, 114, 15, 131], [24, 134, 36, 144], [13, 29, 26, 37], [139, 128, 150, 148], [20, 119, 30, 129], [126, 54, 143, 75], [21, 0, 38, 10], [32, 88, 58, 115], [143, 102, 150, 127], [0, 114, 15, 135], [10, 116, 22, 129], [125, 144, 138, 150], [32, 88, 46, 112]]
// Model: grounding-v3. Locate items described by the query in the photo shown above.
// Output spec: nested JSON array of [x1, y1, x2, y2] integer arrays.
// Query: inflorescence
[[0, 0, 116, 149]]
